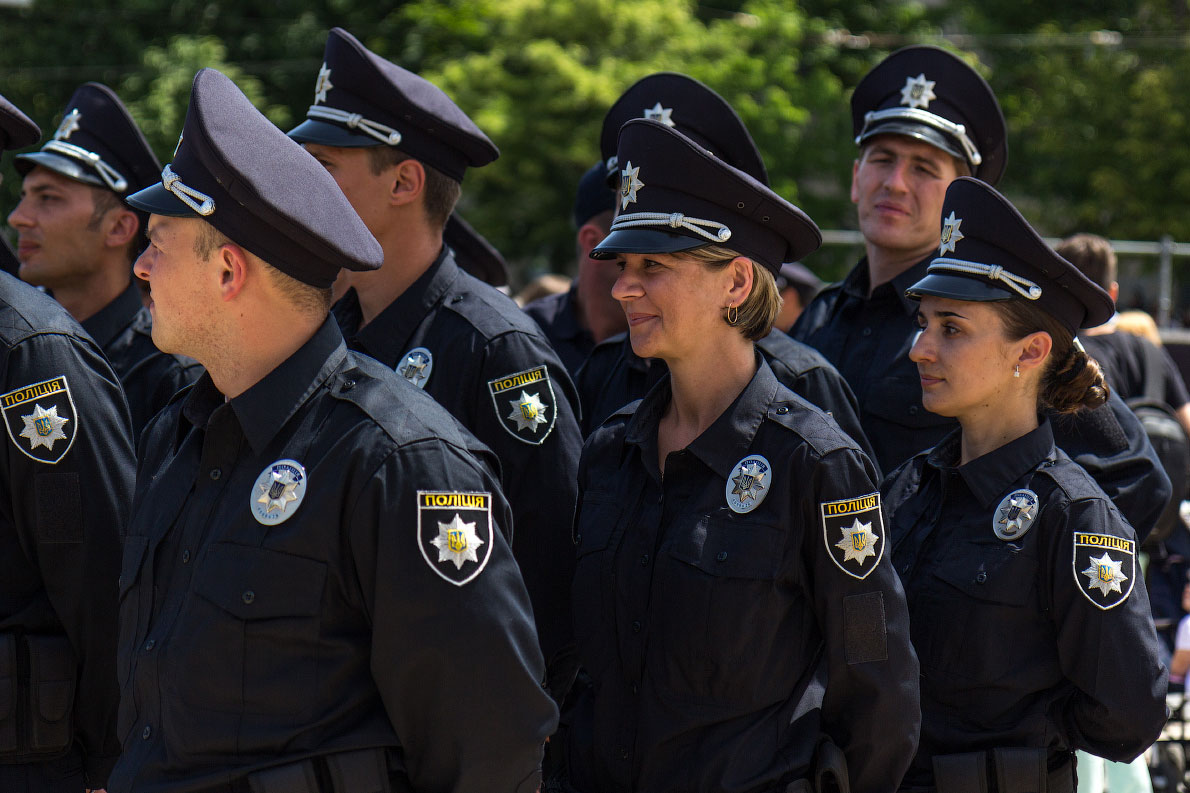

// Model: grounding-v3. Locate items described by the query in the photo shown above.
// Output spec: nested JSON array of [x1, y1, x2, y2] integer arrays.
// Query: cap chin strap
[[161, 165, 215, 216], [41, 140, 129, 192], [929, 258, 1042, 300], [306, 105, 402, 146], [857, 107, 983, 167], [612, 211, 732, 244]]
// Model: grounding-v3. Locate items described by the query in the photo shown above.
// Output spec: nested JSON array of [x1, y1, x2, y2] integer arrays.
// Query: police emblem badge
[[417, 491, 495, 586], [398, 347, 433, 389], [314, 62, 334, 104], [620, 161, 644, 210], [900, 73, 937, 110], [488, 365, 557, 444], [726, 454, 771, 514], [993, 488, 1039, 541], [821, 492, 884, 579], [643, 102, 675, 127], [939, 211, 964, 255], [1, 376, 77, 464], [1073, 532, 1135, 610], [54, 108, 81, 141], [250, 459, 308, 526]]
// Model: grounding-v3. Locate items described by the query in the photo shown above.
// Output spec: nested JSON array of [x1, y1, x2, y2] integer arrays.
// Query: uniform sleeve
[[1160, 346, 1190, 408], [786, 365, 879, 476], [2, 332, 134, 788], [1047, 496, 1168, 761], [349, 438, 559, 793], [470, 331, 582, 674], [805, 447, 920, 793]]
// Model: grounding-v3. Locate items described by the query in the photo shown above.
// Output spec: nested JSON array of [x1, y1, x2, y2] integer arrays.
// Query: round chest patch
[[993, 488, 1039, 541], [398, 347, 433, 389], [251, 459, 308, 526], [726, 454, 772, 514]]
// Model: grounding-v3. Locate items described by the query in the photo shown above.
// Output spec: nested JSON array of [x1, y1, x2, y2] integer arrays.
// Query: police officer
[[574, 72, 876, 465], [0, 92, 136, 793], [884, 177, 1166, 792], [287, 28, 582, 689], [9, 83, 201, 435], [110, 68, 557, 793], [522, 161, 620, 377], [568, 118, 919, 793], [792, 45, 1171, 537], [444, 212, 510, 289]]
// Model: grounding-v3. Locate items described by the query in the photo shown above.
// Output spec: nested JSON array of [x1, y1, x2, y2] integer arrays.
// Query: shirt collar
[[82, 283, 143, 348], [551, 286, 589, 343], [182, 316, 347, 455], [925, 419, 1056, 508], [839, 253, 933, 316]]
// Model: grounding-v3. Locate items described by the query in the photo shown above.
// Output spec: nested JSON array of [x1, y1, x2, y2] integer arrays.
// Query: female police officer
[[885, 176, 1168, 793], [564, 117, 920, 793]]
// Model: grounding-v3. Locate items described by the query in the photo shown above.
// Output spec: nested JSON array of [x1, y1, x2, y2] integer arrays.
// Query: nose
[[7, 197, 31, 231], [908, 327, 932, 364], [611, 262, 643, 304], [132, 247, 153, 283], [882, 159, 910, 194]]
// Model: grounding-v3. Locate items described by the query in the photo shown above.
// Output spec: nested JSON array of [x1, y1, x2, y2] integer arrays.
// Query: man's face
[[302, 143, 393, 238], [7, 166, 109, 290], [133, 215, 215, 357], [850, 135, 963, 264]]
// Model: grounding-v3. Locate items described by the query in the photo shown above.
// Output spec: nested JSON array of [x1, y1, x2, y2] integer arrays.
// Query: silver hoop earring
[[726, 305, 739, 326], [1013, 364, 1020, 378]]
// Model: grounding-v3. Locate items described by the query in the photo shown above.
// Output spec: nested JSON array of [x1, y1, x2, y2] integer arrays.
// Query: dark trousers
[[0, 750, 86, 793]]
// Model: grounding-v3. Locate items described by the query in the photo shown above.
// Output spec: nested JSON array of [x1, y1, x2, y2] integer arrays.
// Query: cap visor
[[125, 182, 196, 217], [859, 122, 965, 165], [590, 228, 703, 259], [14, 151, 103, 186], [905, 271, 1016, 303], [287, 118, 381, 148]]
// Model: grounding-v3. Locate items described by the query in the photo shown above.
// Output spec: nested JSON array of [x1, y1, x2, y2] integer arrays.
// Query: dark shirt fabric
[[110, 316, 558, 793], [81, 284, 202, 437], [882, 421, 1167, 786], [575, 330, 877, 469], [333, 246, 582, 674], [0, 271, 134, 788], [792, 255, 1172, 539], [568, 357, 919, 793], [1082, 328, 1190, 407], [523, 286, 594, 379]]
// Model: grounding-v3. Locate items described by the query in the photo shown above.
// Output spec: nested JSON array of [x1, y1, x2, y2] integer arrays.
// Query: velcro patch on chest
[[821, 492, 884, 580], [487, 365, 557, 444], [418, 491, 495, 586], [1073, 532, 1135, 610]]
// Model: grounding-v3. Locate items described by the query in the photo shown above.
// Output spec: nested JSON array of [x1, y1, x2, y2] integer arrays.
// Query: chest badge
[[251, 459, 307, 526], [398, 347, 433, 389], [488, 365, 557, 444], [994, 488, 1039, 541], [418, 491, 495, 586], [726, 454, 771, 514], [821, 492, 884, 579], [1073, 532, 1136, 610], [1, 376, 78, 464]]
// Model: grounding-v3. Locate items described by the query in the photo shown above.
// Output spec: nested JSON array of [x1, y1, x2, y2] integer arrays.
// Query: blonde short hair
[[679, 244, 780, 341]]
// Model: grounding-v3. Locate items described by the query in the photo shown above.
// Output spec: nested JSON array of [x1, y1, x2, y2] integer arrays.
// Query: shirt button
[[182, 549, 191, 564], [631, 683, 639, 694], [631, 620, 641, 633], [862, 327, 873, 337], [908, 406, 919, 416], [142, 725, 152, 740], [975, 571, 987, 583], [716, 551, 728, 562], [209, 468, 221, 480], [242, 590, 255, 604], [618, 747, 629, 760], [639, 554, 649, 565], [143, 639, 155, 652]]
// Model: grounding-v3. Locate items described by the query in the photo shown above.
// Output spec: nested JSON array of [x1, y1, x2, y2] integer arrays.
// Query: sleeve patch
[[821, 492, 885, 579], [35, 472, 82, 543], [487, 365, 557, 445], [1, 376, 77, 464], [1072, 532, 1136, 610], [417, 491, 495, 586], [843, 591, 888, 664]]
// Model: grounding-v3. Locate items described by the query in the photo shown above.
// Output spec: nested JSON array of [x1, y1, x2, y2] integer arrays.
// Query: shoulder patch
[[488, 365, 557, 444], [1073, 532, 1135, 610], [822, 492, 884, 579], [1, 376, 77, 464], [418, 491, 495, 586]]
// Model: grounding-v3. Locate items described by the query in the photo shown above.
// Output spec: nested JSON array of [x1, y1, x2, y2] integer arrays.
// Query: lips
[[626, 312, 656, 328], [873, 200, 910, 217]]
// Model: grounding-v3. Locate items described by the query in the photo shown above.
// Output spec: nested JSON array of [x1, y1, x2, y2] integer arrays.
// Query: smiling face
[[8, 166, 109, 290], [851, 135, 963, 266]]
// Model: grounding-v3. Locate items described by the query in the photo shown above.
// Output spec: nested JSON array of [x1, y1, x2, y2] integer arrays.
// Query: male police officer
[[110, 68, 557, 793], [0, 92, 135, 793], [288, 28, 582, 693], [792, 45, 1170, 537], [9, 83, 200, 434], [522, 161, 620, 377]]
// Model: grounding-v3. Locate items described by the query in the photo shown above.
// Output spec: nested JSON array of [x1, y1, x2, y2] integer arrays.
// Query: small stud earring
[[1013, 364, 1021, 378]]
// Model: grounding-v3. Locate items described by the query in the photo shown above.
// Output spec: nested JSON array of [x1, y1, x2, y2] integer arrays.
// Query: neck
[[355, 218, 442, 327], [51, 262, 131, 322], [205, 311, 325, 399], [957, 400, 1040, 465], [864, 241, 936, 294], [663, 332, 757, 443]]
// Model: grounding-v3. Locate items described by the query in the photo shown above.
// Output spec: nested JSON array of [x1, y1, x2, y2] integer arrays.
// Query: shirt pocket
[[116, 535, 149, 740], [573, 491, 622, 674], [168, 543, 327, 718]]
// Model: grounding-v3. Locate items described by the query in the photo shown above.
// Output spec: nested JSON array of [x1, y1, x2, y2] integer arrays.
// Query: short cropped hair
[[1056, 233, 1117, 292], [365, 147, 461, 232], [194, 222, 331, 314]]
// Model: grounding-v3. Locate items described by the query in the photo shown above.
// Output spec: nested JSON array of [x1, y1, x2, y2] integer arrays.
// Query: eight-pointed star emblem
[[731, 461, 768, 503], [431, 513, 485, 570], [54, 108, 81, 141], [900, 73, 937, 109], [314, 62, 334, 104], [20, 403, 68, 451], [643, 101, 675, 127], [940, 211, 964, 255], [1083, 552, 1129, 597], [620, 161, 644, 210], [835, 518, 880, 566], [257, 467, 301, 516], [507, 391, 549, 433]]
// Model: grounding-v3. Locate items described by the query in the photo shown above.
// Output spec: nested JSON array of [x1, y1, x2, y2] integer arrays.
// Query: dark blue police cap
[[776, 261, 823, 294], [0, 93, 39, 152], [16, 83, 160, 196], [590, 119, 819, 275], [852, 46, 1007, 186], [126, 68, 382, 288], [599, 72, 767, 187], [445, 212, 509, 288], [573, 161, 615, 228], [287, 27, 498, 183], [906, 177, 1113, 333]]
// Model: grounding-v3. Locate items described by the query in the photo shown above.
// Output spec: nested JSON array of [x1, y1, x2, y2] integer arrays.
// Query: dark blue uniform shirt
[[793, 255, 1172, 538], [81, 284, 202, 436], [569, 357, 919, 793], [334, 248, 582, 675], [523, 286, 593, 379], [883, 421, 1167, 787], [110, 317, 557, 793], [575, 331, 877, 469]]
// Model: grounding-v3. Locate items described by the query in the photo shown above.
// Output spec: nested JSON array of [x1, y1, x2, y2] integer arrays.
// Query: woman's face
[[909, 295, 1031, 421], [610, 251, 740, 362]]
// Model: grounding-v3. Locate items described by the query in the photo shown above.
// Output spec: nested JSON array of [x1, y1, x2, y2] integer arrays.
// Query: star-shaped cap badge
[[53, 108, 81, 141], [620, 161, 644, 210], [900, 73, 937, 110], [940, 211, 965, 256], [314, 62, 334, 104], [643, 101, 675, 127]]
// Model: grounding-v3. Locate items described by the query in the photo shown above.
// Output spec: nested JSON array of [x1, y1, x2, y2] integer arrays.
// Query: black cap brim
[[125, 182, 194, 217], [14, 151, 104, 186], [589, 228, 704, 259], [287, 118, 379, 148], [905, 271, 1016, 303]]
